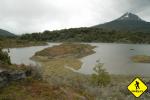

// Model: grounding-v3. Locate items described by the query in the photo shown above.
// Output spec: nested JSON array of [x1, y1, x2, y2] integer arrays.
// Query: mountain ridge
[[94, 12, 150, 33], [117, 12, 144, 21], [0, 29, 15, 37]]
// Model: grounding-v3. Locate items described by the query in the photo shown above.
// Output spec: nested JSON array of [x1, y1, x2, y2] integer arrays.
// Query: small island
[[131, 55, 150, 63], [32, 43, 95, 70]]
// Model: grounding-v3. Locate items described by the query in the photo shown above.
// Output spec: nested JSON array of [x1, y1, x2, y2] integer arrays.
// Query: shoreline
[[31, 43, 96, 84]]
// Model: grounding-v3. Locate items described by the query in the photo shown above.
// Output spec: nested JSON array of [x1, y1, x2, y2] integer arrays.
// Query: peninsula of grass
[[32, 43, 95, 70], [31, 43, 96, 90], [34, 43, 95, 59]]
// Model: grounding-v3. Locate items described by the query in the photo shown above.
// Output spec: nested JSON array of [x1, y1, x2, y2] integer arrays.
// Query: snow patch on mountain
[[117, 12, 144, 22]]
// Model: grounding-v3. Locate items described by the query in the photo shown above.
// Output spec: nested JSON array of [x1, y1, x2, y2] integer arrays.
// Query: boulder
[[0, 69, 31, 88]]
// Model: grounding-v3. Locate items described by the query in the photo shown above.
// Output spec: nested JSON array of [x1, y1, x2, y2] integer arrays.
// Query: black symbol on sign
[[135, 81, 140, 89]]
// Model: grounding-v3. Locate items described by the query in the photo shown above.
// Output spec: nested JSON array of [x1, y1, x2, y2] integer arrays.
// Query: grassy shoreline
[[0, 39, 47, 48]]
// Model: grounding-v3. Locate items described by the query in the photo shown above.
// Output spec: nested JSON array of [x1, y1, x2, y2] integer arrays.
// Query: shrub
[[0, 48, 11, 65], [91, 60, 111, 87]]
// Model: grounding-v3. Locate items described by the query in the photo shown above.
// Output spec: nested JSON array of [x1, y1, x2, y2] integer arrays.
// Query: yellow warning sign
[[128, 77, 148, 98]]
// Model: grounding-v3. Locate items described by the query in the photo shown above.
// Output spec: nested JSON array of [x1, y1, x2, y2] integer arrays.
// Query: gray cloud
[[112, 0, 150, 13], [0, 0, 149, 34], [129, 0, 150, 13]]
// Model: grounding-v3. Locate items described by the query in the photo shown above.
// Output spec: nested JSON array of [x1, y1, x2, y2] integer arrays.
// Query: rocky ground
[[0, 64, 32, 88]]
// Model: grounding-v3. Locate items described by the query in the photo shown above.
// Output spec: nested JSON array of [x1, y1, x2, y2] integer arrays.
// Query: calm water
[[79, 43, 150, 76], [4, 43, 150, 76], [4, 43, 60, 66]]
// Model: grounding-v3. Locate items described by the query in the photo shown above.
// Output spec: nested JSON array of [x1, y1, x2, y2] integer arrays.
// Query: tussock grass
[[131, 55, 150, 63]]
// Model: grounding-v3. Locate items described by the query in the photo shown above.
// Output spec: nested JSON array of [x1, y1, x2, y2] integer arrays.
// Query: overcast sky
[[0, 0, 150, 34]]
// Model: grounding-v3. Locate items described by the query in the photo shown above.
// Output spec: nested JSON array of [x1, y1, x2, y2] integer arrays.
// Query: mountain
[[0, 29, 15, 37], [94, 12, 150, 33]]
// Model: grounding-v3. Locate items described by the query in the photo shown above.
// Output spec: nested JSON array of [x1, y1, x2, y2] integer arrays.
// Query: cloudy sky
[[0, 0, 150, 34]]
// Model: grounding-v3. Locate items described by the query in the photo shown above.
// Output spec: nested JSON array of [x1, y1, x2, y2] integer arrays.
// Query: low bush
[[91, 60, 111, 87], [0, 48, 11, 65]]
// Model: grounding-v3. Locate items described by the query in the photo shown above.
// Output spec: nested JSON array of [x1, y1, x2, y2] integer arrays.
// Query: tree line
[[18, 27, 150, 44]]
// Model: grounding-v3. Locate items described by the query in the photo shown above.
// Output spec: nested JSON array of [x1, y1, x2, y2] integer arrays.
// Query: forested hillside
[[20, 27, 150, 44]]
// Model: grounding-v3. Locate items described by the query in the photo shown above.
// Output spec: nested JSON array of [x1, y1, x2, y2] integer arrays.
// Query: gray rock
[[0, 71, 9, 88], [0, 69, 31, 88]]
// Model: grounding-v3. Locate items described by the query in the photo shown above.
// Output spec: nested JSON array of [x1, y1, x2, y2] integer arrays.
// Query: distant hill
[[0, 29, 15, 37], [94, 12, 150, 33]]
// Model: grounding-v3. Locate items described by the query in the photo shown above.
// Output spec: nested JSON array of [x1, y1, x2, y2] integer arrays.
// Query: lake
[[4, 43, 60, 65], [4, 43, 150, 76]]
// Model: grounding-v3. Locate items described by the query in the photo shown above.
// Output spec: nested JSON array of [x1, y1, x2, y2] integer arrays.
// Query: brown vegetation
[[0, 78, 93, 100], [0, 38, 47, 48], [34, 43, 95, 58], [131, 55, 150, 63]]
